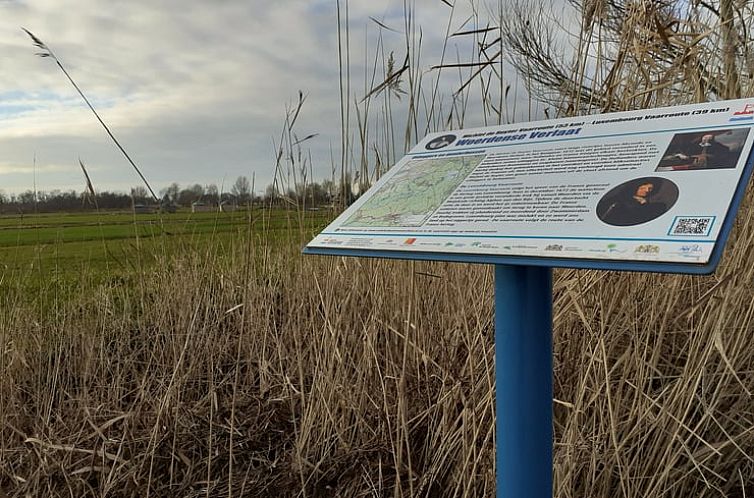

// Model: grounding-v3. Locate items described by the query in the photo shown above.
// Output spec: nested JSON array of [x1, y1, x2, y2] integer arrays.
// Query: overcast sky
[[0, 0, 559, 196]]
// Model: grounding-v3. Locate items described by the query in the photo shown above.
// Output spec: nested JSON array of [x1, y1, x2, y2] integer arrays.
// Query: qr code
[[670, 217, 714, 236]]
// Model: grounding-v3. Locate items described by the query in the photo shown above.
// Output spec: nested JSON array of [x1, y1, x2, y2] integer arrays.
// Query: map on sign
[[306, 98, 754, 274], [343, 155, 484, 227]]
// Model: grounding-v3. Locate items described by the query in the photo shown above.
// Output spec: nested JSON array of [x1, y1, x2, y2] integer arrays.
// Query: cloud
[[0, 0, 535, 195], [0, 160, 73, 175]]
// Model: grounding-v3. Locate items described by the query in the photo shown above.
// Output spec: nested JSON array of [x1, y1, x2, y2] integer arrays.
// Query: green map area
[[343, 154, 485, 227]]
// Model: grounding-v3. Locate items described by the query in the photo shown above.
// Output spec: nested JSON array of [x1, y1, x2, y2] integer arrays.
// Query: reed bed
[[1, 241, 496, 497], [0, 199, 753, 497]]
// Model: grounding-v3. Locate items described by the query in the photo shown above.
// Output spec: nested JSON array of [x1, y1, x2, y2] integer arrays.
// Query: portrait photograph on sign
[[656, 128, 750, 171], [596, 177, 679, 227]]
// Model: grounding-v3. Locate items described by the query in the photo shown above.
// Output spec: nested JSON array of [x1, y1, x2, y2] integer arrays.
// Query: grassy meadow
[[0, 209, 330, 297]]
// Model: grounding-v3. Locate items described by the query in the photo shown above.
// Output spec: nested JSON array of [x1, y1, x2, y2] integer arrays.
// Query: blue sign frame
[[304, 145, 754, 275]]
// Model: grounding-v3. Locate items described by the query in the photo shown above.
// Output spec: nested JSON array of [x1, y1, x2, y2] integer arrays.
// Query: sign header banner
[[306, 99, 754, 273]]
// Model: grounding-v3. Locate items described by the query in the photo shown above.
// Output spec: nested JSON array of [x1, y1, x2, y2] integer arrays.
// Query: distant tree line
[[0, 175, 350, 214]]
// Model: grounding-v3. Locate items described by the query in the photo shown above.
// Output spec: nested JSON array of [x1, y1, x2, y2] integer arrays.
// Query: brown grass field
[[2, 199, 754, 497]]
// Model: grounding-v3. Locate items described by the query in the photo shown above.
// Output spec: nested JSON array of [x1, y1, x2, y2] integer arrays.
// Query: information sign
[[305, 98, 754, 274]]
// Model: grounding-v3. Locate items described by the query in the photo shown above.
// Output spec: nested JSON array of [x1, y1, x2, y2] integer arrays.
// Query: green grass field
[[0, 208, 332, 297]]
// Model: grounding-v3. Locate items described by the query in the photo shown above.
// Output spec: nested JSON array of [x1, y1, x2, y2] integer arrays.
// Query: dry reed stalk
[[22, 28, 159, 203]]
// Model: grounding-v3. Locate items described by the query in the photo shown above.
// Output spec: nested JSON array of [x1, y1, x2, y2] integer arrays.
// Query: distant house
[[219, 201, 238, 212], [133, 204, 156, 214], [191, 201, 216, 213]]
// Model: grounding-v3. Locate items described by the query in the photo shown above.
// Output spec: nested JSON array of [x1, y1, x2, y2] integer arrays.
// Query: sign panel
[[306, 99, 754, 274]]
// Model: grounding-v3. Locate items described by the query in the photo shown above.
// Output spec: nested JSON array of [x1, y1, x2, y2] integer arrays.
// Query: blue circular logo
[[425, 134, 456, 150]]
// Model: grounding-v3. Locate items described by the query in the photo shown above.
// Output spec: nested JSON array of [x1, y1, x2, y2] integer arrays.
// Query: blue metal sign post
[[495, 265, 553, 498]]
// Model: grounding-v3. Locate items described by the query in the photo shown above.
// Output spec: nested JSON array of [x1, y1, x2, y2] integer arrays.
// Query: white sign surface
[[307, 99, 754, 267]]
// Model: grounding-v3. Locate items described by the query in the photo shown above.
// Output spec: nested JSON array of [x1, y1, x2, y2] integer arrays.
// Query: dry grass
[[552, 191, 754, 497], [1, 195, 754, 497], [1, 240, 498, 497]]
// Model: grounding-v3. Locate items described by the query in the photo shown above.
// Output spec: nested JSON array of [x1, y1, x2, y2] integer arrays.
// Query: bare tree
[[205, 184, 219, 205], [130, 186, 149, 204], [178, 184, 205, 206], [161, 182, 180, 204], [231, 176, 251, 205]]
